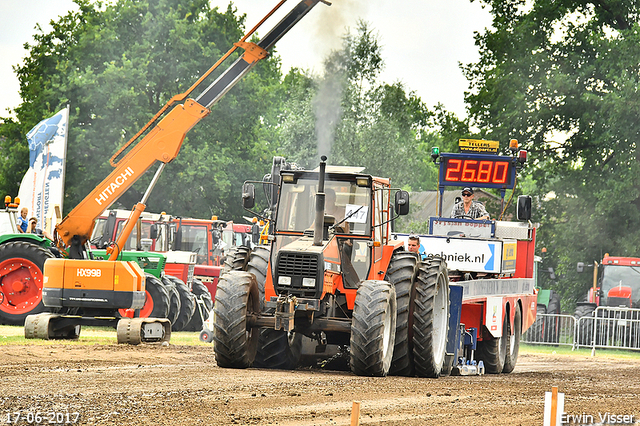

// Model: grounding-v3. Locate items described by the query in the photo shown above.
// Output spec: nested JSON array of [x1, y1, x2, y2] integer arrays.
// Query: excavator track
[[24, 313, 81, 340], [117, 317, 171, 345]]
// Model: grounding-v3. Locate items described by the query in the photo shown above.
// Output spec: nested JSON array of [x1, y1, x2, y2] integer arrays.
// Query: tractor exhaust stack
[[313, 155, 327, 246]]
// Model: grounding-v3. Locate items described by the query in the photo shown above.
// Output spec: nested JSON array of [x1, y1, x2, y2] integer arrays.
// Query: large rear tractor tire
[[222, 246, 252, 273], [246, 246, 270, 309], [183, 278, 213, 332], [0, 242, 54, 325], [575, 303, 597, 346], [476, 309, 509, 374], [166, 276, 196, 331], [530, 304, 547, 343], [412, 256, 450, 378], [385, 251, 418, 376], [213, 271, 259, 368], [545, 291, 561, 343], [503, 303, 522, 374], [350, 280, 397, 377], [161, 276, 181, 326], [547, 291, 560, 314]]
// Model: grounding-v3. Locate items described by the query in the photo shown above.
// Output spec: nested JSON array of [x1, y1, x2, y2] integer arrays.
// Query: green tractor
[[0, 197, 62, 325], [531, 289, 561, 343]]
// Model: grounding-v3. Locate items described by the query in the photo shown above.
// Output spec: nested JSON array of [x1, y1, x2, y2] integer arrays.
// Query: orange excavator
[[24, 0, 328, 344]]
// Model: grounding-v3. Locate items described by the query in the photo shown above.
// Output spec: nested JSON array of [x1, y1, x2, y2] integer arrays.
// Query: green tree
[[0, 118, 29, 199], [465, 0, 640, 303], [6, 0, 285, 221]]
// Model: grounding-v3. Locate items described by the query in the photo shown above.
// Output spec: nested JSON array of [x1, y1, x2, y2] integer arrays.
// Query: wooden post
[[350, 401, 361, 426], [550, 386, 558, 426]]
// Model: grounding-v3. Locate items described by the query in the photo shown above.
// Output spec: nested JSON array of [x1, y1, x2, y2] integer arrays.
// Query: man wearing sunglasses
[[451, 187, 490, 220]]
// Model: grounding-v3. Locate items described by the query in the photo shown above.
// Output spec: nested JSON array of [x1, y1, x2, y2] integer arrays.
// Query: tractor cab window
[[115, 221, 153, 251], [276, 177, 371, 236], [112, 219, 168, 251], [90, 218, 107, 245], [601, 265, 640, 308], [221, 229, 235, 248], [219, 227, 246, 250], [179, 225, 209, 264]]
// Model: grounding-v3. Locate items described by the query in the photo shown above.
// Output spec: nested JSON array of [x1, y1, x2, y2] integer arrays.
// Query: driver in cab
[[450, 187, 489, 220], [324, 188, 350, 233]]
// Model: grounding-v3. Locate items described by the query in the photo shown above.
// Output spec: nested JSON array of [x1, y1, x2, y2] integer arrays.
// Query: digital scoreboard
[[439, 153, 516, 189]]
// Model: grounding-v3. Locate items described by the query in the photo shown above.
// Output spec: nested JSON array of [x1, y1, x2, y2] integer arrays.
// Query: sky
[[0, 0, 493, 119]]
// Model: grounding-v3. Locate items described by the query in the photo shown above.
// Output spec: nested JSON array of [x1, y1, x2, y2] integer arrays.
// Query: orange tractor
[[213, 157, 452, 377]]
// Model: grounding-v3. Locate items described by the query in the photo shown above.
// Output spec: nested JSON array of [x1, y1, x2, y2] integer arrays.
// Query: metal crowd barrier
[[574, 307, 640, 351], [522, 313, 576, 346]]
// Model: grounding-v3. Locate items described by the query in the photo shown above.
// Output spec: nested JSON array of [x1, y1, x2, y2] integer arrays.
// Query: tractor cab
[[599, 257, 640, 308], [242, 156, 409, 307]]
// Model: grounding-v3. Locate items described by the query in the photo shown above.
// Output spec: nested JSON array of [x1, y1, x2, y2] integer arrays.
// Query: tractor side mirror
[[242, 183, 255, 209], [548, 267, 556, 280], [149, 224, 158, 240], [577, 262, 584, 273], [517, 195, 532, 221], [211, 229, 220, 245], [395, 190, 410, 216]]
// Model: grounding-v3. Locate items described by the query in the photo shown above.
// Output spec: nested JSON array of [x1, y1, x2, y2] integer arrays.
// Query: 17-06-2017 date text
[[4, 412, 79, 424]]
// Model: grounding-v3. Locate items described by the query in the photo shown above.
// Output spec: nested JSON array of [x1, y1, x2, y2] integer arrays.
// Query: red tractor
[[575, 254, 640, 346]]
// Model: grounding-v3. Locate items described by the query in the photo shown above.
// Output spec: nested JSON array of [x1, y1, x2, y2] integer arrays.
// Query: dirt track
[[1, 343, 639, 425]]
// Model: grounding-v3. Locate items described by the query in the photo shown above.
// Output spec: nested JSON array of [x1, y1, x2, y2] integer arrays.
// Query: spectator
[[251, 217, 260, 246], [16, 208, 28, 233], [27, 217, 52, 240]]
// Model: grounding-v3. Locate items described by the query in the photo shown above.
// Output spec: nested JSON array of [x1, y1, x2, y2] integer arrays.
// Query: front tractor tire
[[575, 303, 596, 346], [213, 271, 259, 369], [0, 242, 54, 325], [412, 256, 450, 378], [183, 278, 213, 332], [350, 280, 397, 377], [246, 246, 270, 308]]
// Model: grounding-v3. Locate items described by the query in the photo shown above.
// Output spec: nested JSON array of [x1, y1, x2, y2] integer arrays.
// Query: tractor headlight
[[302, 278, 316, 288], [278, 276, 291, 286]]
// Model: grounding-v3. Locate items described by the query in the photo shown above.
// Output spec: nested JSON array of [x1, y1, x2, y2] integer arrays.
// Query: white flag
[[18, 106, 69, 235]]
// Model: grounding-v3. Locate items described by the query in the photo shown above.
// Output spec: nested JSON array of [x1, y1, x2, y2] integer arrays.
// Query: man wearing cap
[[451, 187, 490, 220]]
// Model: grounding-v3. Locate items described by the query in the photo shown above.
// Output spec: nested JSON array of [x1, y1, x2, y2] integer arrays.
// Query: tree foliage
[[3, 0, 284, 220], [465, 0, 640, 305]]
